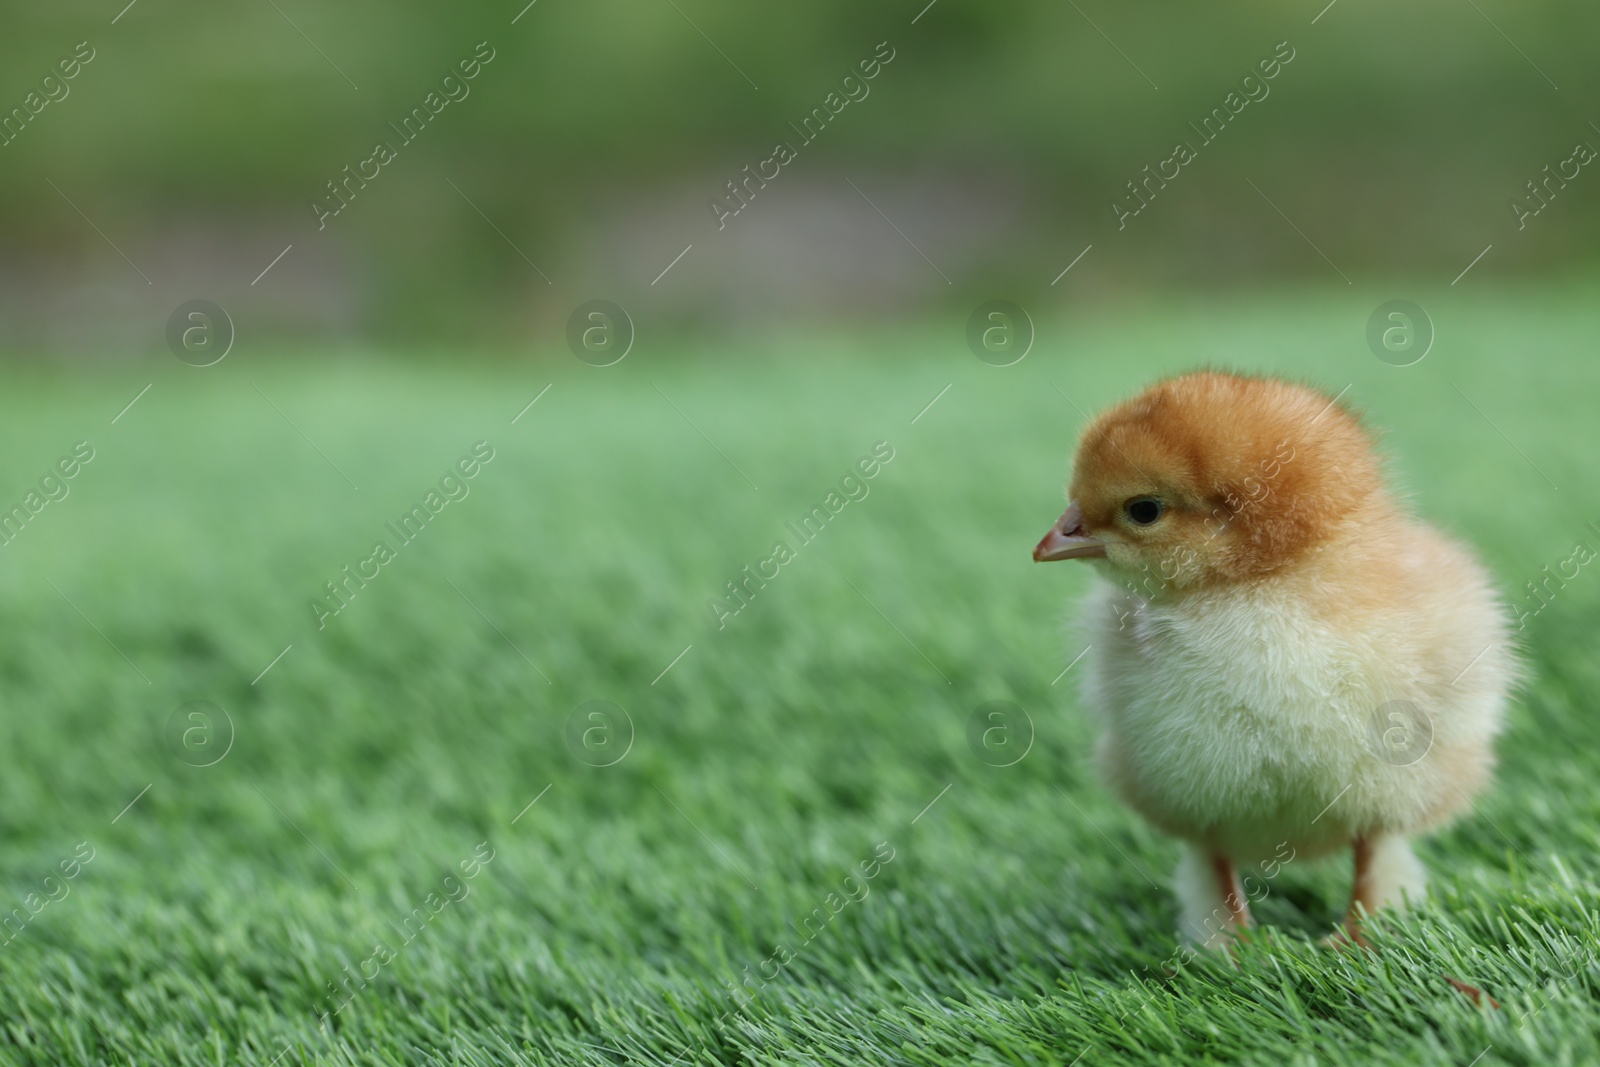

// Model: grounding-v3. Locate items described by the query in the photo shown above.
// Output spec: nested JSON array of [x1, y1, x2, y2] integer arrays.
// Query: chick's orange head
[[1035, 372, 1383, 589]]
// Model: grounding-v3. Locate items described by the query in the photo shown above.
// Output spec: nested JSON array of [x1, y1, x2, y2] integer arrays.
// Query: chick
[[1034, 372, 1517, 949]]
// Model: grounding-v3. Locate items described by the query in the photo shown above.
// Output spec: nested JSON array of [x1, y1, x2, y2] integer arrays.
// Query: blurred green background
[[2, 0, 1597, 347]]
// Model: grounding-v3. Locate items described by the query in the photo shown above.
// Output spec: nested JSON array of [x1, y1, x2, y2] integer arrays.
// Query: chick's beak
[[1033, 502, 1107, 562]]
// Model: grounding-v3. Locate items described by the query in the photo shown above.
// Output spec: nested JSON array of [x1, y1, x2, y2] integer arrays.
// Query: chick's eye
[[1125, 498, 1164, 526]]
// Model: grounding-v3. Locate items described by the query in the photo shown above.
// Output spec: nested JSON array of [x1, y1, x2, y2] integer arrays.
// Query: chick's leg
[[1344, 834, 1427, 938], [1175, 843, 1251, 949], [1341, 836, 1492, 1006]]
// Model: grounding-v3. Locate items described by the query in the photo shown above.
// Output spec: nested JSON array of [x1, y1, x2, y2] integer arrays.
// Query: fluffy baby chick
[[1034, 372, 1517, 950]]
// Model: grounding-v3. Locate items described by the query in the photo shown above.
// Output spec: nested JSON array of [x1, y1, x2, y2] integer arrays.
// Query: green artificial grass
[[0, 282, 1596, 1065]]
